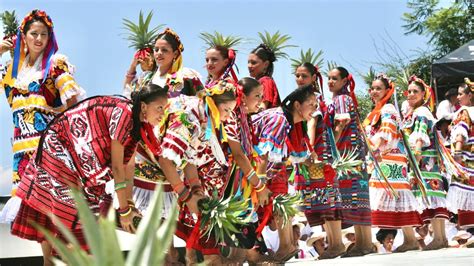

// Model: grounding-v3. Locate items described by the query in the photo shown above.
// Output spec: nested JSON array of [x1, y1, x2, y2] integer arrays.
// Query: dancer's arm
[[159, 157, 204, 214], [229, 140, 271, 206]]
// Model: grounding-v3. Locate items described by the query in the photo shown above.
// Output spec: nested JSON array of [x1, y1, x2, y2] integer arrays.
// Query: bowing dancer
[[252, 84, 316, 262], [11, 84, 168, 265]]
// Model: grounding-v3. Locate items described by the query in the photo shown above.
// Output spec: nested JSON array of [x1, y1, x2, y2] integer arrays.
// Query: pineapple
[[1, 10, 19, 57], [122, 10, 164, 71], [290, 48, 324, 72], [199, 31, 243, 50], [257, 30, 297, 60]]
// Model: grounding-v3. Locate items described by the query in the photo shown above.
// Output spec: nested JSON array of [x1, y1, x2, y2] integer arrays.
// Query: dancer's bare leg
[[319, 221, 345, 259], [41, 241, 53, 266], [395, 227, 419, 252], [424, 218, 448, 250], [274, 215, 297, 261]]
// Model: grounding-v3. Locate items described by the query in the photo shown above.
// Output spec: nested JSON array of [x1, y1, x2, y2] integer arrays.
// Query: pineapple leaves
[[199, 31, 243, 50], [122, 10, 165, 50], [290, 48, 324, 72], [257, 30, 297, 60]]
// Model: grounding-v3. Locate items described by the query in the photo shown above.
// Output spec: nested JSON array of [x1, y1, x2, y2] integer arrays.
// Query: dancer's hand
[[257, 187, 272, 207], [0, 40, 13, 55], [119, 208, 142, 233], [187, 193, 205, 215]]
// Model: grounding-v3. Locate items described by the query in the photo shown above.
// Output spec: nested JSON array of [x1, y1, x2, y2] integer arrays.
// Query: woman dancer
[[11, 84, 168, 265], [401, 75, 448, 250], [252, 84, 316, 262], [0, 9, 85, 223], [326, 67, 372, 257], [365, 74, 422, 252]]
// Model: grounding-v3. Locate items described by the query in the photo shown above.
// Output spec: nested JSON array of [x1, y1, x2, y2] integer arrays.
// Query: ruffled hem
[[369, 187, 419, 212], [0, 196, 22, 223], [450, 123, 469, 144], [161, 148, 188, 168], [334, 113, 350, 121], [408, 131, 431, 148], [418, 195, 447, 212], [59, 82, 86, 104], [446, 182, 474, 213], [132, 187, 175, 219]]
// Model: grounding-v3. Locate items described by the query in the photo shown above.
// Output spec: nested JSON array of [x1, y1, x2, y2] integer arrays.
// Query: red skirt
[[11, 202, 88, 251]]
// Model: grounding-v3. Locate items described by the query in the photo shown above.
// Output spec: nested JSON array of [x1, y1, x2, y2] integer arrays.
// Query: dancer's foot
[[394, 243, 419, 253], [273, 246, 299, 263], [203, 254, 223, 266], [341, 246, 366, 258], [422, 239, 448, 251], [319, 244, 345, 260]]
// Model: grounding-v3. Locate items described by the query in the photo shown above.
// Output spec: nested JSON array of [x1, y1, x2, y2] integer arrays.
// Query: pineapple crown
[[122, 10, 164, 59], [290, 48, 324, 72], [254, 30, 296, 61], [1, 10, 19, 37], [199, 31, 243, 50]]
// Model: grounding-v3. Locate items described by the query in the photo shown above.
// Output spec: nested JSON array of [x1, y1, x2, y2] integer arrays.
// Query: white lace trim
[[369, 186, 419, 212], [446, 182, 474, 213], [131, 187, 175, 219], [0, 196, 21, 223], [417, 195, 447, 212]]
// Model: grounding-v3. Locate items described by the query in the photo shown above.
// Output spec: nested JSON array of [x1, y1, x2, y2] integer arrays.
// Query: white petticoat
[[446, 182, 474, 213], [369, 187, 419, 212], [0, 196, 21, 223]]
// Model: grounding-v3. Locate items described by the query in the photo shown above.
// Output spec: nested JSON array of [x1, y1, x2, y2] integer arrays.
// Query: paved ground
[[1, 223, 473, 265]]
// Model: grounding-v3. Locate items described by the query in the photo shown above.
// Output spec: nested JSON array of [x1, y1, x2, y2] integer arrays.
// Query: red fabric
[[12, 202, 88, 251], [175, 221, 220, 255], [133, 178, 173, 192], [259, 76, 281, 108], [371, 210, 422, 228], [458, 210, 474, 228], [15, 96, 137, 230], [420, 207, 450, 223]]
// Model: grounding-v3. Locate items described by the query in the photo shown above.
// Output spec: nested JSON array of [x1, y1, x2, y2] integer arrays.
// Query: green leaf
[[70, 189, 105, 264], [126, 184, 165, 266]]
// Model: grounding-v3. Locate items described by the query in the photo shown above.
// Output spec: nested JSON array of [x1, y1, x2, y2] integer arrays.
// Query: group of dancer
[[0, 9, 473, 266]]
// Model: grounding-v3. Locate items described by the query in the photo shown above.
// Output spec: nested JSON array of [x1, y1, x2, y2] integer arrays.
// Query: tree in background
[[402, 0, 474, 57]]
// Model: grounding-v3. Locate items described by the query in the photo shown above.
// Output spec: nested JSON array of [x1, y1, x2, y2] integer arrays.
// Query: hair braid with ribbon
[[203, 80, 237, 142]]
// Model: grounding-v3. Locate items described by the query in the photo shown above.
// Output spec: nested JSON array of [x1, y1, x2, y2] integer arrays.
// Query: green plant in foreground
[[33, 185, 177, 266]]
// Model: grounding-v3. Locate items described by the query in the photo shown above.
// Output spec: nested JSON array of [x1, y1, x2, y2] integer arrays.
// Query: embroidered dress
[[295, 95, 343, 226], [149, 67, 204, 97], [11, 96, 137, 248], [327, 94, 371, 226], [123, 70, 153, 99], [402, 106, 449, 222], [160, 95, 233, 255], [259, 76, 281, 108], [447, 106, 474, 228], [253, 107, 308, 195], [0, 54, 85, 223], [130, 67, 203, 216], [366, 104, 422, 228]]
